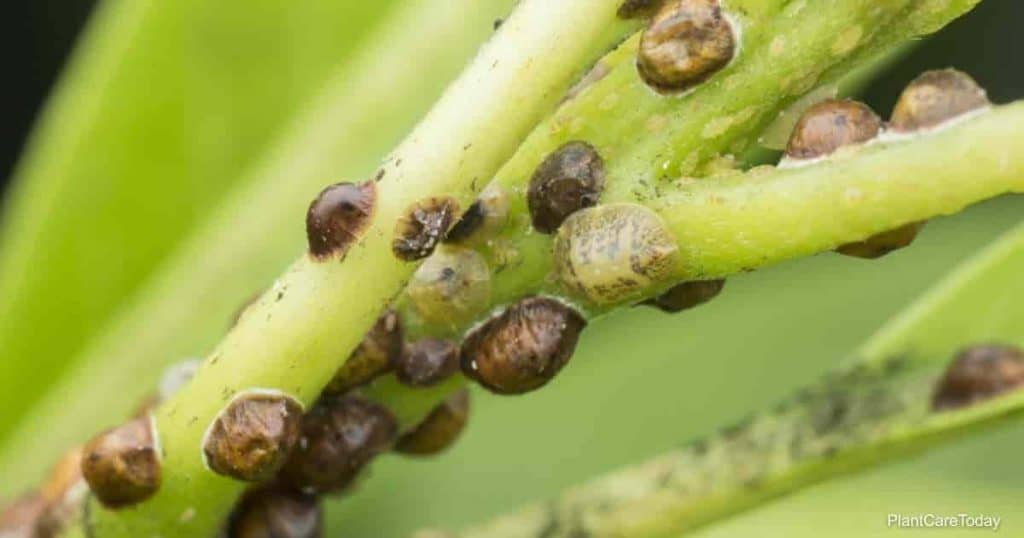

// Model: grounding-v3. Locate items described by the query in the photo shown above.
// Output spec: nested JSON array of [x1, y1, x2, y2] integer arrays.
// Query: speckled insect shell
[[305, 181, 376, 260], [638, 0, 736, 92], [932, 344, 1024, 411], [553, 203, 679, 306], [280, 395, 398, 494], [81, 417, 161, 508], [461, 297, 586, 395], [203, 392, 304, 482], [527, 141, 605, 234], [784, 99, 882, 160], [392, 197, 460, 261], [890, 69, 990, 133], [226, 487, 322, 538]]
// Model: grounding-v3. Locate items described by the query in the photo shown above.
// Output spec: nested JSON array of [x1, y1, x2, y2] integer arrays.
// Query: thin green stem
[[429, 216, 1024, 538]]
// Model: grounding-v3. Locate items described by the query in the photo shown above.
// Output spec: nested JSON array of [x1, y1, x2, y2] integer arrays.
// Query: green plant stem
[[397, 0, 982, 338], [73, 1, 639, 537], [0, 0, 517, 493], [380, 100, 1024, 423], [426, 215, 1024, 538]]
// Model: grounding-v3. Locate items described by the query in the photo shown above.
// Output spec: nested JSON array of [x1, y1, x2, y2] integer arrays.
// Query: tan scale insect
[[553, 203, 679, 306], [406, 247, 492, 330]]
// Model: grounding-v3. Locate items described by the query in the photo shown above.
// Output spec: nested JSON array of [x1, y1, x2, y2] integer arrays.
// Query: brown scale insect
[[392, 197, 459, 261], [280, 395, 398, 494], [890, 69, 990, 133], [203, 392, 303, 482], [834, 222, 925, 259], [644, 279, 725, 313], [394, 339, 461, 388], [305, 181, 376, 260], [784, 99, 882, 160], [618, 0, 663, 19], [81, 417, 161, 508], [637, 0, 736, 92], [553, 203, 679, 306], [527, 141, 605, 234], [324, 310, 403, 395], [461, 297, 586, 395], [225, 487, 321, 538], [932, 344, 1024, 411], [396, 389, 470, 456]]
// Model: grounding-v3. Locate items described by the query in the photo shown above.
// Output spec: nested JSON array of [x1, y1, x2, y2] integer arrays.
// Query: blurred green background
[[0, 1, 1021, 537]]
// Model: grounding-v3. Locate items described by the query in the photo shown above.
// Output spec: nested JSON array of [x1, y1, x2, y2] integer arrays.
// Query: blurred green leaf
[[0, 0, 399, 435]]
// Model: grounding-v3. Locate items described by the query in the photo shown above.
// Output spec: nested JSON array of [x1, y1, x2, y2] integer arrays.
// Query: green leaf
[[0, 0, 400, 436]]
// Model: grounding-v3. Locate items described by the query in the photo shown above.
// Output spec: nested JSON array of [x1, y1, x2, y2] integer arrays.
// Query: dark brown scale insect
[[392, 197, 460, 261], [0, 491, 46, 536], [618, 0, 663, 19], [203, 393, 303, 482], [280, 395, 398, 494], [527, 141, 604, 234], [225, 487, 322, 538], [461, 297, 586, 395], [394, 339, 460, 388], [890, 69, 989, 133], [81, 417, 161, 508], [305, 181, 376, 260], [643, 279, 725, 313], [835, 222, 925, 259], [784, 99, 882, 160], [932, 344, 1024, 411], [324, 310, 402, 395], [637, 0, 736, 92], [396, 389, 470, 456]]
